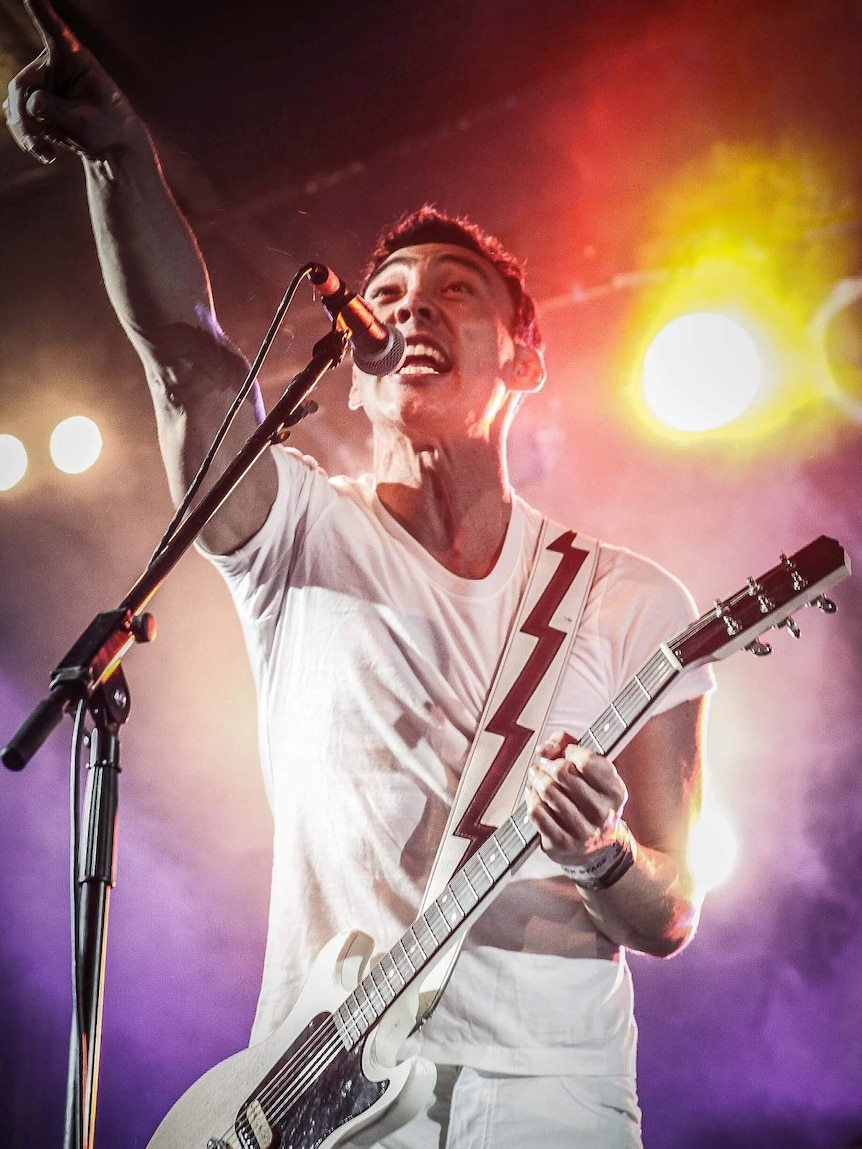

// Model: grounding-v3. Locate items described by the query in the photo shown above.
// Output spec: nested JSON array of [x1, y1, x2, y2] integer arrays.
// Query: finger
[[531, 759, 610, 831], [539, 730, 578, 760], [5, 59, 57, 163], [528, 764, 597, 835], [526, 783, 594, 852], [23, 0, 76, 58], [562, 744, 628, 805], [26, 86, 82, 136]]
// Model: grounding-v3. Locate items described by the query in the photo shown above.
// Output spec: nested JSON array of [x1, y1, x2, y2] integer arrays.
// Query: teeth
[[411, 342, 445, 364], [400, 364, 439, 375], [404, 342, 449, 371]]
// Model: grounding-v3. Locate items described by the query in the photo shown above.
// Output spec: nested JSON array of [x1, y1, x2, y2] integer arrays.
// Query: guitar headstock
[[669, 536, 851, 669]]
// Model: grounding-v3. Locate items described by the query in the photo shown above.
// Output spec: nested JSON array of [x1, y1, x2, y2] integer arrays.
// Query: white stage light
[[50, 416, 103, 474], [643, 312, 763, 431], [0, 434, 28, 491], [688, 802, 738, 892]]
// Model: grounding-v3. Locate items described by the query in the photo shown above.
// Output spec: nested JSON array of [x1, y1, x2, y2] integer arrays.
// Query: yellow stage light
[[0, 434, 28, 491], [618, 142, 856, 454], [50, 416, 103, 474]]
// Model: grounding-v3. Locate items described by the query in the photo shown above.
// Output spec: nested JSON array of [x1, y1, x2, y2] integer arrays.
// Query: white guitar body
[[147, 931, 435, 1149]]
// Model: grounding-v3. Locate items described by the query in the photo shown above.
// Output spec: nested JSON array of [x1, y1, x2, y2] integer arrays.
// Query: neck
[[374, 433, 513, 580]]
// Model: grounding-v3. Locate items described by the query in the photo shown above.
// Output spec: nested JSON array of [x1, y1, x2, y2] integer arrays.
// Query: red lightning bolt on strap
[[453, 531, 591, 863]]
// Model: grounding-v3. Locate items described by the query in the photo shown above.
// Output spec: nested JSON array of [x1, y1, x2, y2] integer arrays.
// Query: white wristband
[[560, 821, 637, 890]]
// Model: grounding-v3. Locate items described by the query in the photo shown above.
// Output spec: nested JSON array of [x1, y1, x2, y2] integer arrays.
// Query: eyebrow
[[367, 252, 495, 289]]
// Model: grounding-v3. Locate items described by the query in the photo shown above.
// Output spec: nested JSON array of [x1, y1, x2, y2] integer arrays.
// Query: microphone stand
[[1, 326, 348, 1149]]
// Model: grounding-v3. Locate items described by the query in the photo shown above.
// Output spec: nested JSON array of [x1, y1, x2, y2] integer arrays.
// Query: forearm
[[83, 128, 215, 349], [84, 135, 276, 551], [576, 841, 702, 957]]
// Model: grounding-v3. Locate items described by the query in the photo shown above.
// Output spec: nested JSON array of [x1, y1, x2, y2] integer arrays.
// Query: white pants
[[348, 1065, 643, 1149]]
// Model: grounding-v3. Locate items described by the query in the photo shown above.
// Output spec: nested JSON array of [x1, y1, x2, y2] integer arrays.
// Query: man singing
[[6, 4, 713, 1145]]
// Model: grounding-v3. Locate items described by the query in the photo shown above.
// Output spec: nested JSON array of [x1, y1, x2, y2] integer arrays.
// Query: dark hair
[[362, 205, 543, 350]]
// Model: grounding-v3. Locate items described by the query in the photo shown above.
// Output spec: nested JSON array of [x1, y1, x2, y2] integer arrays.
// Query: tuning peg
[[783, 616, 801, 639], [747, 576, 775, 614], [745, 638, 773, 657], [780, 553, 807, 592], [813, 595, 837, 614]]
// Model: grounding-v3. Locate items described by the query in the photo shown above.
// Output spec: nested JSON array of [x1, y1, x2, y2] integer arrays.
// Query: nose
[[394, 285, 439, 326]]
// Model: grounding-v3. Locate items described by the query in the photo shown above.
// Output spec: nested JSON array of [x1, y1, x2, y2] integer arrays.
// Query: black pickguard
[[237, 1013, 388, 1149]]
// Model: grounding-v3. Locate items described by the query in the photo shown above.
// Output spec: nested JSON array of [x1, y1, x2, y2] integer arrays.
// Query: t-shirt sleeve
[[600, 546, 716, 715], [552, 544, 715, 743], [202, 445, 333, 643]]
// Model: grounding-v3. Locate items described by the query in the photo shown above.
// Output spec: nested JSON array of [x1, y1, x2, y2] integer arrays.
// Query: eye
[[444, 279, 475, 296], [368, 282, 400, 302]]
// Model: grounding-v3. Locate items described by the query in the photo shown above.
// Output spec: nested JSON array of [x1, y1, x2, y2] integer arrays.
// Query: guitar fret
[[370, 963, 394, 1007], [632, 673, 651, 700], [480, 837, 508, 880], [335, 1001, 360, 1046], [340, 997, 365, 1042], [466, 854, 491, 896], [497, 822, 524, 862], [364, 972, 386, 1015], [436, 887, 464, 930], [415, 919, 435, 955], [452, 869, 479, 909], [406, 924, 426, 961], [517, 806, 538, 842], [379, 952, 404, 992], [589, 729, 606, 755], [394, 937, 416, 976], [354, 981, 377, 1024], [424, 904, 447, 946]]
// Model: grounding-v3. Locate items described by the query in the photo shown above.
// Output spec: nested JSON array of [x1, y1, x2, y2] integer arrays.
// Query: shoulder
[[594, 542, 697, 609], [587, 542, 700, 653]]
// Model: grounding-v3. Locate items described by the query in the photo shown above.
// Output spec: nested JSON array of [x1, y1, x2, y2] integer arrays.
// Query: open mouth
[[398, 339, 453, 376]]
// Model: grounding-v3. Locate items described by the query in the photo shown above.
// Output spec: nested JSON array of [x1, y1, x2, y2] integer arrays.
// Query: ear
[[348, 365, 364, 411], [510, 343, 546, 394]]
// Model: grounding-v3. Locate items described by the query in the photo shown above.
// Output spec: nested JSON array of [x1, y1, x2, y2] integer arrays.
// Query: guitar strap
[[416, 519, 599, 1022]]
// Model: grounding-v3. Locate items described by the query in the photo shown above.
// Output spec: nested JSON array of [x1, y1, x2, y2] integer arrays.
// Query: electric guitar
[[147, 535, 850, 1149]]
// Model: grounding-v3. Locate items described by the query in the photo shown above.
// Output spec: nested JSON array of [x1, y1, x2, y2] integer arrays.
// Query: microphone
[[309, 263, 406, 375]]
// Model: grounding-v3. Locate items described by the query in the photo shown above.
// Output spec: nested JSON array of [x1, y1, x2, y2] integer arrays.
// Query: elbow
[[628, 888, 703, 959], [642, 895, 702, 958]]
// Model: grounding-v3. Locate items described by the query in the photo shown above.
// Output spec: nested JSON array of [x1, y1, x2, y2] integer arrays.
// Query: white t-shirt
[[208, 445, 714, 1076]]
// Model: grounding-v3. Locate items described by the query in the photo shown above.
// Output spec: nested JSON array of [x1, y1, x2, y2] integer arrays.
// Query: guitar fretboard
[[333, 644, 680, 1049]]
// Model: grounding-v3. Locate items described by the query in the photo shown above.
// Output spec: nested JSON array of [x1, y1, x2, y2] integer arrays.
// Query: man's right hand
[[4, 0, 143, 165]]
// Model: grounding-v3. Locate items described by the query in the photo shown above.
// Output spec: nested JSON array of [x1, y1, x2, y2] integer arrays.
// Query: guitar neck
[[333, 644, 682, 1049]]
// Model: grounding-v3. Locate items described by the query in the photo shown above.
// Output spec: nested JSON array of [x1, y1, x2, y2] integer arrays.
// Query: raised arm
[[4, 0, 277, 553]]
